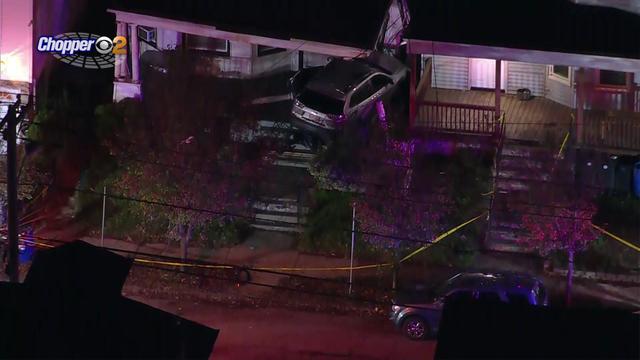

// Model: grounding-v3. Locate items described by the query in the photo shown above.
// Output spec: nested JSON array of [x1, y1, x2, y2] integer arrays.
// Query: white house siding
[[158, 29, 180, 50], [302, 51, 333, 68], [230, 41, 252, 58], [506, 61, 546, 96], [252, 49, 294, 75], [429, 55, 469, 90], [546, 70, 575, 108]]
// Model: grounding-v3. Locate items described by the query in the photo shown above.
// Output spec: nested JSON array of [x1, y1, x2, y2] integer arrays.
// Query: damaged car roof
[[304, 59, 375, 100]]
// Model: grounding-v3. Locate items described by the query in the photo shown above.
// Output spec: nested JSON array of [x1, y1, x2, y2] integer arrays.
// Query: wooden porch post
[[409, 54, 417, 127], [495, 59, 502, 119], [128, 24, 140, 82], [575, 68, 586, 145], [115, 22, 127, 80], [626, 72, 635, 112], [298, 51, 304, 71]]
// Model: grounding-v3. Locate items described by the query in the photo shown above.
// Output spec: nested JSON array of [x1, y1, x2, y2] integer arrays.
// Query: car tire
[[401, 316, 429, 341]]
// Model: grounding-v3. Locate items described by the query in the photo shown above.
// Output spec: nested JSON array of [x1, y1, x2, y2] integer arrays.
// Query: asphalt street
[[132, 297, 435, 360]]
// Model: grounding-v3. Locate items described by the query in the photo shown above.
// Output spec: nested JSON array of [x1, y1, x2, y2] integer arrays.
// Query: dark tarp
[[0, 241, 218, 359], [435, 300, 640, 359]]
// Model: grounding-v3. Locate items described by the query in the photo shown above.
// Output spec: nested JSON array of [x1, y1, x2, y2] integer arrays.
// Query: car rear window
[[298, 90, 344, 115]]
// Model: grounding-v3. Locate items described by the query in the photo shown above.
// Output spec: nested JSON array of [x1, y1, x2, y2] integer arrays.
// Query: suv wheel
[[402, 316, 429, 340]]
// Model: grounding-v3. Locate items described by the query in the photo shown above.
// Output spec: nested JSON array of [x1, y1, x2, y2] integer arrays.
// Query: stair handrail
[[484, 112, 506, 249]]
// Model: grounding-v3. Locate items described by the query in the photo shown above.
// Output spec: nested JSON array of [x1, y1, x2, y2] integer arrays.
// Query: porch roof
[[110, 0, 390, 51], [405, 0, 640, 71]]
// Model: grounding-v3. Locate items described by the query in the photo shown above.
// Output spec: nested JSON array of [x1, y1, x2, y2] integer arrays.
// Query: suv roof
[[441, 272, 539, 294], [304, 59, 376, 100]]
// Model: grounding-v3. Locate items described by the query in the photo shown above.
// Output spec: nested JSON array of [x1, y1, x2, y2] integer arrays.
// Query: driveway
[[131, 297, 435, 360]]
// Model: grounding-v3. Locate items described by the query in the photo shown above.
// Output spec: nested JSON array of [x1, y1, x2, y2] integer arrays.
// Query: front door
[[469, 58, 505, 90]]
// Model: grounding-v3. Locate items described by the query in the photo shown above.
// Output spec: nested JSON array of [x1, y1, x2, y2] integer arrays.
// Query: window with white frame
[[184, 34, 230, 55], [137, 26, 157, 47], [549, 65, 570, 83], [257, 45, 285, 57]]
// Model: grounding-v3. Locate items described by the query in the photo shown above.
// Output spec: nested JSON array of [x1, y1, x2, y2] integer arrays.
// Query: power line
[[0, 179, 482, 246], [4, 233, 482, 302]]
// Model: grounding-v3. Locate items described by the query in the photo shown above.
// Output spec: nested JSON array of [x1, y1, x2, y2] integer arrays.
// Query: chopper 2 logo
[[37, 32, 127, 69]]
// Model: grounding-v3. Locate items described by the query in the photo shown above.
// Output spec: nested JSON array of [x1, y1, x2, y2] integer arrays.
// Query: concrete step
[[498, 169, 551, 182], [485, 240, 533, 254], [250, 223, 303, 233], [501, 145, 553, 159], [486, 229, 533, 254], [495, 180, 530, 192], [499, 156, 546, 171], [254, 213, 303, 224], [252, 201, 308, 214]]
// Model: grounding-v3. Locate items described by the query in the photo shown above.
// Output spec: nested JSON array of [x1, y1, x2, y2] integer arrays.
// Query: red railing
[[583, 110, 640, 151], [417, 101, 501, 136]]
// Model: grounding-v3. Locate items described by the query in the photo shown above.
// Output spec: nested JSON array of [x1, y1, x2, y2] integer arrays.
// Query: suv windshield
[[298, 90, 344, 115]]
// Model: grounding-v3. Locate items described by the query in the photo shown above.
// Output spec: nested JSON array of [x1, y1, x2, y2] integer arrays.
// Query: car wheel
[[402, 316, 429, 341]]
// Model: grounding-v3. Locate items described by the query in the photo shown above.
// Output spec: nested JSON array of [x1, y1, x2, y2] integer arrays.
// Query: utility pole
[[100, 186, 106, 247], [348, 203, 355, 295], [2, 96, 27, 282]]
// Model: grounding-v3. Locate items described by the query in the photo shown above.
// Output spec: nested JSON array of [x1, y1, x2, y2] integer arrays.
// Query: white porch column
[[495, 59, 502, 119], [115, 22, 130, 80], [128, 23, 140, 82]]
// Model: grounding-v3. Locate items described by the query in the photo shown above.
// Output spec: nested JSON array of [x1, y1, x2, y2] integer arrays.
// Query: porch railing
[[583, 110, 640, 151], [417, 101, 501, 136]]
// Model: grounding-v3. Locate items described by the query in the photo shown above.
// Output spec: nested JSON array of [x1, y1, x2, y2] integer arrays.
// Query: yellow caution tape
[[558, 131, 570, 158], [255, 263, 392, 272], [133, 258, 233, 269], [591, 224, 640, 253], [24, 212, 487, 273], [400, 212, 487, 263]]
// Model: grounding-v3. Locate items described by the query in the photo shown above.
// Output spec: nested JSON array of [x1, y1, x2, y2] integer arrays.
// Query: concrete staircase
[[251, 196, 308, 233], [486, 139, 574, 253], [250, 155, 314, 234]]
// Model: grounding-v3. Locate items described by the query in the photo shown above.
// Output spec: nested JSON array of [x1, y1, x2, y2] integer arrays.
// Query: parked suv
[[390, 272, 548, 340], [289, 52, 407, 131]]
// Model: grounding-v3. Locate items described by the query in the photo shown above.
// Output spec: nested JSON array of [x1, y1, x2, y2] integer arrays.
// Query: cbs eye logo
[[95, 36, 128, 55]]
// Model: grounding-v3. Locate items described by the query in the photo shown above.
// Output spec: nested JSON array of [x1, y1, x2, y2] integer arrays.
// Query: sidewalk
[[471, 252, 640, 310], [78, 231, 369, 298], [33, 229, 640, 312]]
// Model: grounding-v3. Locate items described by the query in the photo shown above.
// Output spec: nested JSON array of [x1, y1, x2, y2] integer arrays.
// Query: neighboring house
[[108, 0, 405, 102], [106, 0, 409, 233], [402, 0, 640, 253], [404, 0, 640, 153]]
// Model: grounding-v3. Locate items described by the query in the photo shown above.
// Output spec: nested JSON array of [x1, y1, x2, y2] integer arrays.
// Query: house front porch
[[415, 88, 640, 153], [417, 88, 573, 147]]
